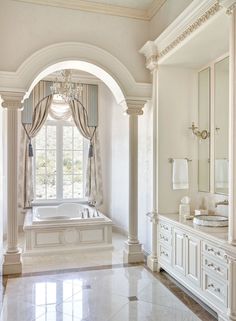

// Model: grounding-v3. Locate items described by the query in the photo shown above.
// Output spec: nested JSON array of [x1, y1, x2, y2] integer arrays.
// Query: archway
[[0, 42, 150, 274]]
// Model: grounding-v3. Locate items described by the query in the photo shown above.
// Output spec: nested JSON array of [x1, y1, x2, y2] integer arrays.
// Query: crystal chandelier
[[50, 69, 83, 103]]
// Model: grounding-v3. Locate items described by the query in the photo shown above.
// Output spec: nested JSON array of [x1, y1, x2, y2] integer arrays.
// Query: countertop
[[158, 213, 236, 255]]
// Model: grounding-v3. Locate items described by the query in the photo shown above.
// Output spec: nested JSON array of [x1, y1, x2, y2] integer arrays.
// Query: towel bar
[[168, 158, 192, 163]]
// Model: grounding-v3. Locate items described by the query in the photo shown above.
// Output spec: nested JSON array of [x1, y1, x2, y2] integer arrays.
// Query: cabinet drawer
[[203, 256, 228, 280], [202, 241, 228, 263], [159, 244, 172, 266], [159, 221, 172, 235], [159, 232, 172, 246], [203, 270, 228, 307]]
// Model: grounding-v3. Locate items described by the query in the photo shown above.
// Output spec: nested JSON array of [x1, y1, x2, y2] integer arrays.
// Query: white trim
[[140, 0, 223, 64], [0, 42, 151, 104], [13, 0, 167, 21], [154, 0, 219, 51]]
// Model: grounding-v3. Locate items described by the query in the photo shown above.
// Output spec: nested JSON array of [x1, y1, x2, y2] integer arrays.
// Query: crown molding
[[13, 0, 167, 21], [148, 0, 167, 19], [13, 0, 148, 20]]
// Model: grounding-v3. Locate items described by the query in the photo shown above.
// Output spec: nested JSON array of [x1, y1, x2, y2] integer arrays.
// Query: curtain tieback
[[22, 124, 34, 157], [88, 127, 97, 158]]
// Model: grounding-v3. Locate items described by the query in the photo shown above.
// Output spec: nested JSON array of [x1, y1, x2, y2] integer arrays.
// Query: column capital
[[220, 0, 236, 14], [121, 99, 146, 116], [139, 41, 159, 71], [0, 91, 25, 109]]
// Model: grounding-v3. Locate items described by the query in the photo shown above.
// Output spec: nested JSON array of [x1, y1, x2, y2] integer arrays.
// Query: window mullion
[[57, 122, 63, 200]]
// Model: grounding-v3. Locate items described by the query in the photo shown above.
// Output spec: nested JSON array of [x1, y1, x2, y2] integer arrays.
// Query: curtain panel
[[18, 81, 103, 210]]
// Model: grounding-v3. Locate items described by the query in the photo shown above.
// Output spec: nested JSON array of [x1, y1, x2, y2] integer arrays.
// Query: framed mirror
[[198, 67, 210, 192], [214, 56, 229, 195]]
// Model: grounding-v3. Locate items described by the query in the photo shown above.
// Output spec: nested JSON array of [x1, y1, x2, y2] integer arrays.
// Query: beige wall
[[0, 0, 150, 83], [0, 0, 194, 81]]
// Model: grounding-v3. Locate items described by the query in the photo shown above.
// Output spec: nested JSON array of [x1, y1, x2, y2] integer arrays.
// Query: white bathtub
[[23, 203, 112, 255], [33, 203, 106, 224]]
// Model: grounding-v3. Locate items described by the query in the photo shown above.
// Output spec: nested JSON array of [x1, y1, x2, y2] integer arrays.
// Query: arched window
[[33, 96, 88, 202]]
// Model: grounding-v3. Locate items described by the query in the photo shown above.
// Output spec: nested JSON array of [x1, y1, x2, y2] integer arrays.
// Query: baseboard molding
[[112, 224, 128, 237]]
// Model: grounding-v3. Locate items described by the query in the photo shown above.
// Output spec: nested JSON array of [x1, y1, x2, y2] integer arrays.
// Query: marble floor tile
[[1, 266, 216, 321]]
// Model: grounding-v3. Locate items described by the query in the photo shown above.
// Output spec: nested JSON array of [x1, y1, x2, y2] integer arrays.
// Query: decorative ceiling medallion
[[159, 2, 221, 58]]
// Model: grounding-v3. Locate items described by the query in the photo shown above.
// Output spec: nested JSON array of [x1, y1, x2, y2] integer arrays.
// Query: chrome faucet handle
[[215, 199, 229, 207]]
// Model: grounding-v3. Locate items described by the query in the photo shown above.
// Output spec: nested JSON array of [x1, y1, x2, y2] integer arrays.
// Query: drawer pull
[[208, 284, 221, 293], [215, 251, 221, 256], [160, 224, 169, 231], [161, 250, 168, 257], [214, 267, 221, 272], [160, 235, 169, 242], [207, 263, 214, 267], [207, 248, 214, 252]]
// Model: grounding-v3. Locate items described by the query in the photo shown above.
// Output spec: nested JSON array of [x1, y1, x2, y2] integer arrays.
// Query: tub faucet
[[215, 199, 228, 207], [86, 208, 90, 218]]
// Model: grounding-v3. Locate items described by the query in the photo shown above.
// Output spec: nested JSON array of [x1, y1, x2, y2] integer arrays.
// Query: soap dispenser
[[179, 196, 191, 218]]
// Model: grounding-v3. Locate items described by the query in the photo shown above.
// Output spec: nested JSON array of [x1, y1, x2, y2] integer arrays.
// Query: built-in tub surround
[[23, 203, 112, 255]]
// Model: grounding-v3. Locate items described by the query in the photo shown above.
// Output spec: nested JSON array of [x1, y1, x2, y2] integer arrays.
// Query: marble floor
[[1, 265, 216, 321]]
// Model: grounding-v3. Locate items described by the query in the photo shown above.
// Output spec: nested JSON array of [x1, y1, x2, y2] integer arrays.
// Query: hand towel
[[172, 159, 189, 190]]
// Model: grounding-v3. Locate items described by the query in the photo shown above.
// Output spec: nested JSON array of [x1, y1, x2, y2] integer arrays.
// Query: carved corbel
[[139, 41, 159, 72]]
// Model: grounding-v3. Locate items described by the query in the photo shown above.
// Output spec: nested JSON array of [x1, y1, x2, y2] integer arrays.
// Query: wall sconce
[[189, 122, 210, 140]]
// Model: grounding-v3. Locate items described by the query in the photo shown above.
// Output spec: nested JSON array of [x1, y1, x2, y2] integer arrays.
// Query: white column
[[226, 1, 236, 246], [1, 91, 24, 275], [123, 99, 145, 263], [140, 42, 159, 271]]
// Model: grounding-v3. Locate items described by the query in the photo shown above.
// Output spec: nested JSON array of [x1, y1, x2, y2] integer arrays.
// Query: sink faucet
[[215, 199, 229, 207]]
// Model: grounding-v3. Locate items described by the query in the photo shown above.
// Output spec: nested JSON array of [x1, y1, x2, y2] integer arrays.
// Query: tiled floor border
[[1, 262, 217, 321]]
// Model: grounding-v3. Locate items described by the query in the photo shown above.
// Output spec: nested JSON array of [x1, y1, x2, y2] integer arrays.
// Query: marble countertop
[[159, 213, 231, 248]]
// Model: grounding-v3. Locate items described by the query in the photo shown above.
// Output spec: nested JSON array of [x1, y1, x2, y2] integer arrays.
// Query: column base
[[123, 241, 144, 263], [3, 250, 22, 275], [147, 255, 160, 272]]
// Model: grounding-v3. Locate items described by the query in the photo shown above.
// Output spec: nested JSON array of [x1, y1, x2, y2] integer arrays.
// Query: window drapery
[[18, 94, 53, 208], [18, 81, 103, 209], [70, 98, 103, 206]]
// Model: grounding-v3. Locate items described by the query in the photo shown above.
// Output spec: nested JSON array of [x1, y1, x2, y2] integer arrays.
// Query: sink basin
[[193, 215, 228, 227]]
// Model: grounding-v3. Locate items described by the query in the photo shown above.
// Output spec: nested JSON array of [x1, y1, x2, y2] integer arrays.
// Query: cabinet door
[[185, 233, 201, 287], [173, 228, 185, 275]]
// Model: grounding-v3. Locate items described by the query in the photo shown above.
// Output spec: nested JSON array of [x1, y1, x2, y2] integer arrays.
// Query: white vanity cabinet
[[172, 227, 201, 286], [158, 215, 231, 320]]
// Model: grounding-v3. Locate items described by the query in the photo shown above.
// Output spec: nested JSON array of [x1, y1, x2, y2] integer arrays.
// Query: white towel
[[215, 159, 228, 188], [172, 159, 189, 190]]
